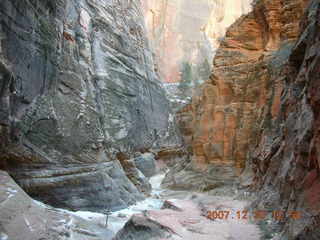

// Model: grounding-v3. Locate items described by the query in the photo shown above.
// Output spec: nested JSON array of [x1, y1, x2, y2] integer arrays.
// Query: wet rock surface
[[134, 153, 157, 178], [0, 0, 173, 211], [0, 170, 113, 240], [162, 162, 237, 193], [114, 195, 261, 240], [1, 0, 320, 239]]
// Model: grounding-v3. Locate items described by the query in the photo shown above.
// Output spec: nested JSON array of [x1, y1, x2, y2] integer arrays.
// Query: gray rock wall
[[0, 0, 171, 211], [0, 170, 114, 240]]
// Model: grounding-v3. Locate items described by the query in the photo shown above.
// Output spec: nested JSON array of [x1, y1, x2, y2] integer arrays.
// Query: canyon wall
[[0, 0, 172, 211], [142, 0, 252, 84], [205, 0, 252, 51], [251, 0, 320, 239], [179, 0, 306, 173], [177, 0, 320, 238]]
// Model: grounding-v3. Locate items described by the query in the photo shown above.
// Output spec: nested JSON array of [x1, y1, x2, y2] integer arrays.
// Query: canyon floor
[[108, 172, 264, 240], [1, 169, 266, 240], [1, 0, 319, 239]]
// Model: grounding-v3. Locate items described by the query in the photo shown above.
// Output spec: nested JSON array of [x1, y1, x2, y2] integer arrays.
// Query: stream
[[107, 173, 167, 233], [105, 172, 263, 239]]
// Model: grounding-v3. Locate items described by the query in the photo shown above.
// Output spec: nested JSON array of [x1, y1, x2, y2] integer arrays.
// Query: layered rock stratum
[[174, 0, 320, 239], [0, 0, 174, 212], [251, 1, 320, 239], [178, 0, 307, 172], [0, 170, 113, 240], [2, 0, 320, 239]]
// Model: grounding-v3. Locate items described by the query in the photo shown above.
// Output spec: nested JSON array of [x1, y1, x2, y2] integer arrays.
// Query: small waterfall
[[108, 173, 167, 233]]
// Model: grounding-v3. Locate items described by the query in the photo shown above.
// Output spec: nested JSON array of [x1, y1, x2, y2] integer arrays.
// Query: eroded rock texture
[[178, 0, 306, 174], [251, 0, 320, 239], [0, 170, 113, 240], [175, 0, 320, 239], [114, 196, 261, 240], [0, 0, 171, 211]]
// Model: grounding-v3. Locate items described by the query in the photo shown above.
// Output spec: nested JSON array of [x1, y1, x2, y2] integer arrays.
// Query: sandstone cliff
[[205, 0, 252, 51], [178, 0, 306, 173], [142, 0, 252, 84], [0, 0, 172, 212], [251, 1, 320, 239], [174, 0, 320, 239]]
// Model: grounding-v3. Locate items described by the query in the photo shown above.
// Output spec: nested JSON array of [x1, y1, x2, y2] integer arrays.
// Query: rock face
[[114, 196, 261, 240], [0, 170, 113, 240], [177, 0, 320, 239], [179, 0, 306, 174], [204, 0, 252, 51], [250, 1, 320, 239], [0, 0, 171, 211], [142, 0, 252, 84], [134, 153, 156, 178]]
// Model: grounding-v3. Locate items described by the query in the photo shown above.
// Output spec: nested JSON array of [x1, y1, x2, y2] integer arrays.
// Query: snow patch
[[24, 216, 34, 232], [79, 9, 91, 31], [5, 188, 17, 199], [73, 211, 107, 226]]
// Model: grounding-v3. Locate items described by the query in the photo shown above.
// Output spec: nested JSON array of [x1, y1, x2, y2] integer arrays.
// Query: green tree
[[178, 61, 193, 91]]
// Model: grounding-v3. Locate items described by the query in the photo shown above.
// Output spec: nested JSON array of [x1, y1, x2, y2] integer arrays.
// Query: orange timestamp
[[207, 210, 302, 221]]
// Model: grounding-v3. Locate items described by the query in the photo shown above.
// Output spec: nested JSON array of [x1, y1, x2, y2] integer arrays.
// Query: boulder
[[120, 158, 152, 194], [134, 153, 157, 178], [114, 198, 261, 240], [0, 170, 113, 240]]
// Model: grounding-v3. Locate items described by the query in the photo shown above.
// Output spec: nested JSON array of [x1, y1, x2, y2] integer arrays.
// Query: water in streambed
[[108, 172, 262, 240], [107, 173, 168, 233], [66, 172, 262, 239]]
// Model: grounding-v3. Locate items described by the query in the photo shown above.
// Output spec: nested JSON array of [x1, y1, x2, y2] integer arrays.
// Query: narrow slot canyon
[[0, 0, 319, 240]]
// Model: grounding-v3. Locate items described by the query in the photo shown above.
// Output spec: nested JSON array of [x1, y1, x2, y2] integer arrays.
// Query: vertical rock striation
[[179, 0, 306, 174], [0, 0, 171, 211], [251, 1, 320, 239], [142, 0, 252, 84], [204, 0, 252, 51], [176, 0, 320, 238]]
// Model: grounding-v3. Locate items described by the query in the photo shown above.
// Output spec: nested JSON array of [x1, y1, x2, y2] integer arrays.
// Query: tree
[[178, 61, 193, 92]]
